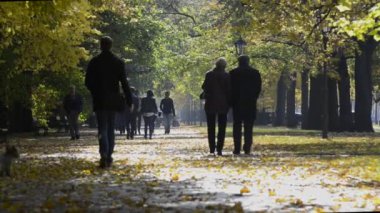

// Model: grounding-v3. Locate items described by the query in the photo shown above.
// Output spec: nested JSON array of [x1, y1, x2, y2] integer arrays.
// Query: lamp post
[[234, 37, 247, 55]]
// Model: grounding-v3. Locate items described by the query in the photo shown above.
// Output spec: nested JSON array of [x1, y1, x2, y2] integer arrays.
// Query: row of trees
[[0, 0, 163, 131], [0, 0, 379, 136], [149, 0, 380, 135]]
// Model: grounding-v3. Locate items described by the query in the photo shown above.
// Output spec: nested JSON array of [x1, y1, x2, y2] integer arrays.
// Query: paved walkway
[[0, 126, 379, 212]]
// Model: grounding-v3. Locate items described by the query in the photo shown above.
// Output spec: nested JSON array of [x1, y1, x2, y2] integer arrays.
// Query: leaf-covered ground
[[1, 126, 380, 212]]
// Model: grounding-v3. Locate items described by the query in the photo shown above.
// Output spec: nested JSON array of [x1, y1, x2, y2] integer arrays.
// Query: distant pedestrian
[[230, 55, 261, 155], [140, 90, 158, 139], [63, 86, 83, 140], [115, 95, 126, 135], [160, 91, 176, 134], [85, 36, 132, 168], [126, 87, 139, 139], [135, 90, 142, 135], [201, 57, 230, 156]]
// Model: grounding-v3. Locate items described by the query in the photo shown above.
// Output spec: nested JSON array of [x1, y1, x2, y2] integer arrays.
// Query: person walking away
[[63, 85, 83, 140], [160, 91, 176, 134], [85, 36, 132, 168], [201, 57, 230, 156], [126, 87, 139, 139], [115, 95, 126, 135], [140, 90, 158, 139], [135, 90, 142, 135], [230, 55, 261, 155]]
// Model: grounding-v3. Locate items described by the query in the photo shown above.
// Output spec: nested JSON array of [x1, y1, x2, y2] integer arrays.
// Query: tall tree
[[337, 50, 354, 131], [286, 72, 297, 128], [274, 71, 287, 126]]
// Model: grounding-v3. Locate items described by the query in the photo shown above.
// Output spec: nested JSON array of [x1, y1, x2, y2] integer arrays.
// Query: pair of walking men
[[202, 56, 262, 156]]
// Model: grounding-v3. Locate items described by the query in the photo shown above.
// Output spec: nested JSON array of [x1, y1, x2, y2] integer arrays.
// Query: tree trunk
[[8, 71, 33, 133], [286, 72, 297, 128], [301, 68, 309, 129], [328, 79, 339, 131], [9, 102, 33, 133], [337, 51, 354, 131], [273, 71, 287, 126], [306, 74, 323, 130], [354, 38, 378, 132]]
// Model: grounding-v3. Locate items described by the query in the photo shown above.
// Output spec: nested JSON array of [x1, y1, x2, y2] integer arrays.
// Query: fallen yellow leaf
[[268, 188, 276, 196], [171, 174, 179, 181], [240, 186, 250, 194]]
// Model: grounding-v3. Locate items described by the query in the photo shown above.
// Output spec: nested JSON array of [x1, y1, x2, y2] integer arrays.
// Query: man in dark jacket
[[230, 55, 261, 155], [85, 36, 132, 168], [202, 57, 230, 156], [160, 91, 175, 134], [126, 87, 139, 139], [140, 90, 158, 139], [63, 86, 83, 140]]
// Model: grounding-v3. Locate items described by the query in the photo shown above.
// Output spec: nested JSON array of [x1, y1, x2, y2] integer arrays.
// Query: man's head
[[238, 55, 250, 67], [147, 90, 154, 97], [130, 86, 136, 94], [165, 91, 170, 98], [100, 36, 113, 51], [215, 57, 227, 69]]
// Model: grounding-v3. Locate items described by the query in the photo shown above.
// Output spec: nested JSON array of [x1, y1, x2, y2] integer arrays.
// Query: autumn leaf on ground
[[171, 173, 180, 181], [240, 186, 251, 194]]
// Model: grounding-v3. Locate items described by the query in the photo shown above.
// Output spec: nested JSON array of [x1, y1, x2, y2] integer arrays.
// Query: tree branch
[[301, 7, 332, 45]]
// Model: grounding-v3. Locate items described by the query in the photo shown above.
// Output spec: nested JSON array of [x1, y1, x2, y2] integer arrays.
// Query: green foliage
[[1, 0, 379, 127], [335, 2, 380, 41], [31, 84, 59, 127]]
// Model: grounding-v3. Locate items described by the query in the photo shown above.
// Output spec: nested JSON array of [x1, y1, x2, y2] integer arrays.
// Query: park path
[[1, 126, 379, 212]]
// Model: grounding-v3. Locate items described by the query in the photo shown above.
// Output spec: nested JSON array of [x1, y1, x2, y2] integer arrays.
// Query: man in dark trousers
[[230, 55, 261, 155], [126, 87, 139, 139], [160, 91, 175, 134], [85, 36, 132, 168], [63, 85, 83, 140]]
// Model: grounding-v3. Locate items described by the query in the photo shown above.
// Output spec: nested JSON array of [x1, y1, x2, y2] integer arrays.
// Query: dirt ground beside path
[[0, 126, 379, 212]]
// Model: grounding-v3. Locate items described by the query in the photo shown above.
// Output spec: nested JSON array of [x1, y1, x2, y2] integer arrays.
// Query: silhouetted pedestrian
[[115, 96, 126, 135], [140, 90, 158, 139], [230, 55, 261, 155], [85, 36, 132, 168], [160, 91, 176, 134], [126, 87, 139, 139], [136, 90, 142, 135], [202, 57, 230, 156], [63, 85, 83, 140]]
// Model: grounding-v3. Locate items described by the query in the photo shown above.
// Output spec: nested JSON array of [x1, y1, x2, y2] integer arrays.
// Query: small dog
[[0, 145, 19, 177]]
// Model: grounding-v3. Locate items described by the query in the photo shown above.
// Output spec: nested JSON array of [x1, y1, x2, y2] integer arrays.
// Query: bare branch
[[157, 12, 196, 24]]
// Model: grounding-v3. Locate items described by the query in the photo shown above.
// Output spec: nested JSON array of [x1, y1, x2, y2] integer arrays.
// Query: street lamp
[[234, 37, 247, 55]]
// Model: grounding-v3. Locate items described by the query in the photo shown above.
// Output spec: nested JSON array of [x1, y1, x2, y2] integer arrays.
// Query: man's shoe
[[99, 158, 107, 169], [233, 151, 240, 155], [217, 151, 223, 156], [76, 135, 80, 139], [106, 157, 113, 168]]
